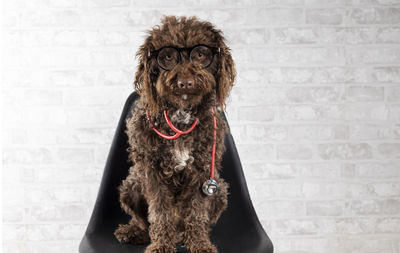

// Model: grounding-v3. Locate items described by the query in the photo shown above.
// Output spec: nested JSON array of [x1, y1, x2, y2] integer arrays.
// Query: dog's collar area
[[146, 108, 219, 195], [146, 110, 198, 140]]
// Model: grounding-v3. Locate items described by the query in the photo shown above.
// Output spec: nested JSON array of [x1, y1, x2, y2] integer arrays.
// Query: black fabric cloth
[[79, 92, 274, 253]]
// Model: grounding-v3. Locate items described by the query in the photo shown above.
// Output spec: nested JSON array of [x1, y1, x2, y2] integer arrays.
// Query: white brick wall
[[2, 0, 400, 252]]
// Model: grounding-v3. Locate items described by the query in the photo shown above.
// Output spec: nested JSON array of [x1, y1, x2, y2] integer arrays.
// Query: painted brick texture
[[2, 0, 400, 252]]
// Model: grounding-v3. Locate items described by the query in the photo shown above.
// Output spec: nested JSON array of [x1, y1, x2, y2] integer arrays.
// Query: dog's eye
[[190, 46, 213, 67], [165, 54, 173, 61], [192, 51, 206, 60], [157, 47, 179, 70]]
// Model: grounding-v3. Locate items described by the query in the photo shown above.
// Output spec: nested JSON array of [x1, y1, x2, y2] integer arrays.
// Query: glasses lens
[[190, 46, 213, 67], [157, 47, 179, 70]]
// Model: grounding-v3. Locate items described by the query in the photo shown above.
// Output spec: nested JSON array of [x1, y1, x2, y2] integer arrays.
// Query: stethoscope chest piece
[[202, 178, 219, 196]]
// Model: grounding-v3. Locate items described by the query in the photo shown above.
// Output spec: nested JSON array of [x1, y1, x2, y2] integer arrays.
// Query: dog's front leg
[[144, 185, 177, 253], [183, 191, 218, 253]]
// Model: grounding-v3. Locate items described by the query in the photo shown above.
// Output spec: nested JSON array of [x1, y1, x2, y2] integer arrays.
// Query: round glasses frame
[[148, 44, 220, 71]]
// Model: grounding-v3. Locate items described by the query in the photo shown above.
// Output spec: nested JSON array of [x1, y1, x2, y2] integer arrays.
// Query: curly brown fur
[[115, 16, 235, 253]]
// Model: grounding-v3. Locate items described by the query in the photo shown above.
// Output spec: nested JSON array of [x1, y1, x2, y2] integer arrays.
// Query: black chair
[[79, 92, 274, 253]]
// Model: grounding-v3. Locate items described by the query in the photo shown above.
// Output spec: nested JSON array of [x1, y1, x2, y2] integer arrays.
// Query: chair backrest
[[84, 92, 273, 253]]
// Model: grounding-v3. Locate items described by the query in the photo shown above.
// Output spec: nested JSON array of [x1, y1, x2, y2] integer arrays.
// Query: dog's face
[[134, 16, 236, 113]]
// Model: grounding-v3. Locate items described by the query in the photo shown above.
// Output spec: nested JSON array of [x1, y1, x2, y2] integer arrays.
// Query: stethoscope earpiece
[[202, 178, 219, 196]]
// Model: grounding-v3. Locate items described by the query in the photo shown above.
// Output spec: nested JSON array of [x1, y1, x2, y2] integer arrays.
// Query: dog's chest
[[172, 144, 192, 171], [170, 109, 195, 171], [171, 109, 191, 124]]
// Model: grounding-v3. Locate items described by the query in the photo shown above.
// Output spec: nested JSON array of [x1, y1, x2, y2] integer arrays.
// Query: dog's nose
[[177, 77, 194, 89]]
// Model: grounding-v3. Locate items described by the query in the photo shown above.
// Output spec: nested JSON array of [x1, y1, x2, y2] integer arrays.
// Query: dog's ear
[[133, 42, 160, 113], [216, 44, 236, 109]]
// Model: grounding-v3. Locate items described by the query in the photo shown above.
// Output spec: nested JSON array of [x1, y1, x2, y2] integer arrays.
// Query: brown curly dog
[[114, 16, 236, 253]]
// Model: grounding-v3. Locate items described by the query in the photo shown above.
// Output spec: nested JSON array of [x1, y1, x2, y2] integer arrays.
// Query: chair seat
[[79, 92, 274, 253]]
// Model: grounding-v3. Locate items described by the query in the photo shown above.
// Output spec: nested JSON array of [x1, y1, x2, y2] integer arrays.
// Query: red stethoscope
[[146, 108, 219, 196]]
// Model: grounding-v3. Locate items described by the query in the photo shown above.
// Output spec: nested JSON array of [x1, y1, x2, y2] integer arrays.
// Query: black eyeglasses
[[149, 44, 220, 71]]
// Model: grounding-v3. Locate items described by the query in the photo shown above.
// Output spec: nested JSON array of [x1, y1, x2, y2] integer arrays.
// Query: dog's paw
[[114, 224, 150, 244], [189, 244, 218, 253], [144, 242, 175, 253]]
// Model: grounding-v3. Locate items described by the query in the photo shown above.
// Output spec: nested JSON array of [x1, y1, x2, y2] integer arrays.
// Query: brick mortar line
[[3, 62, 400, 68], [3, 140, 400, 146], [4, 83, 400, 88], [3, 25, 400, 32], [265, 234, 400, 239], [5, 63, 400, 70], [5, 43, 400, 49], [5, 84, 399, 91], [4, 176, 400, 183], [3, 24, 400, 30], [4, 5, 400, 11]]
